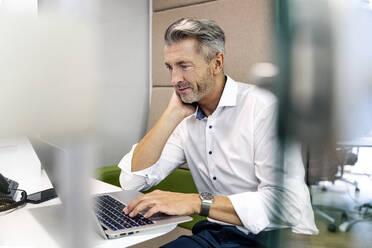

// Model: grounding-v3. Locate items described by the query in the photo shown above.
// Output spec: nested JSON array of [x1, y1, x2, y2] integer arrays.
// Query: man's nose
[[171, 68, 183, 86]]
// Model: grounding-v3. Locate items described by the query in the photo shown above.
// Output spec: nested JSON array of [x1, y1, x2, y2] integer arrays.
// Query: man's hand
[[123, 190, 200, 218], [166, 91, 196, 119]]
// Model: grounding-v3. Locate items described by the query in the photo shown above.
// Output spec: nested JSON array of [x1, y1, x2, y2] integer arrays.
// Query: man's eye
[[181, 65, 190, 70], [166, 66, 172, 71]]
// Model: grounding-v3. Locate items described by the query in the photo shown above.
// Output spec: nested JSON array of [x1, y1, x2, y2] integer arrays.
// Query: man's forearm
[[209, 196, 243, 226], [131, 107, 185, 172], [191, 194, 243, 226], [124, 190, 243, 227]]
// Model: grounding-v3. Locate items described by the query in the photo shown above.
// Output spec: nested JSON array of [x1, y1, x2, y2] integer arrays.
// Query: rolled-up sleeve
[[228, 103, 317, 234], [118, 123, 187, 191], [228, 191, 270, 234]]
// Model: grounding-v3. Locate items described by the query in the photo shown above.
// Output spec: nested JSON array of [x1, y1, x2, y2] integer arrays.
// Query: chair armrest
[[95, 165, 121, 187]]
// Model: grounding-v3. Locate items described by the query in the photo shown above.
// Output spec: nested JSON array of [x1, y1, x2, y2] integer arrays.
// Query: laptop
[[29, 137, 192, 239]]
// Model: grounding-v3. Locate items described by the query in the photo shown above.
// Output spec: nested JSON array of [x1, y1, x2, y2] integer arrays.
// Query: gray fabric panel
[[147, 86, 174, 131], [153, 0, 215, 12]]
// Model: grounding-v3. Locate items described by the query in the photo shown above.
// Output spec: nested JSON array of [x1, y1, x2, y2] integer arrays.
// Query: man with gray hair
[[119, 18, 318, 247]]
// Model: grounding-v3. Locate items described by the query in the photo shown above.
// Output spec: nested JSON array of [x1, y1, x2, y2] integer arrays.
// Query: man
[[118, 18, 318, 247]]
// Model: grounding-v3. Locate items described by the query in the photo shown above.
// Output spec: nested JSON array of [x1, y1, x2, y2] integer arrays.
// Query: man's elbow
[[119, 171, 148, 191]]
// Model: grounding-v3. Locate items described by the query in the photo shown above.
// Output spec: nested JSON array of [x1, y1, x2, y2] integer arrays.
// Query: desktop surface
[[338, 136, 372, 147], [0, 170, 176, 248]]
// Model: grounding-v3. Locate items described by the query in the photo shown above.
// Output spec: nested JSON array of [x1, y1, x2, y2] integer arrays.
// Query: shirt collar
[[217, 75, 238, 108], [195, 75, 238, 120], [195, 106, 206, 120]]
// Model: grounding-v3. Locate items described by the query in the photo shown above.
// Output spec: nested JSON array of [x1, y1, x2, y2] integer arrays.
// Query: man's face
[[164, 38, 214, 104]]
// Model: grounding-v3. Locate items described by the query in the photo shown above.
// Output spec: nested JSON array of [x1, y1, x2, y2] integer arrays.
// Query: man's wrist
[[199, 192, 214, 217], [191, 193, 202, 215], [164, 106, 188, 124]]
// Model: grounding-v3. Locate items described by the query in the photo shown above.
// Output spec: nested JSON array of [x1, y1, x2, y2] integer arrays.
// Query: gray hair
[[164, 18, 225, 63]]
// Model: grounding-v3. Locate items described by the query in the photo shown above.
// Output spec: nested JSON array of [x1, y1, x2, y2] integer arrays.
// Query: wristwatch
[[199, 192, 214, 217]]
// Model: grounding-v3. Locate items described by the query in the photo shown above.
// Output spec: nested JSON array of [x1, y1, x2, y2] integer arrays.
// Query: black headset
[[0, 190, 28, 212]]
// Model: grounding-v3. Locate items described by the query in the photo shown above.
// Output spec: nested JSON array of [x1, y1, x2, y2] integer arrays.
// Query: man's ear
[[212, 53, 224, 75]]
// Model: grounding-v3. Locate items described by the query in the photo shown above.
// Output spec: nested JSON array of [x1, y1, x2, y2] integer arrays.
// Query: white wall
[[97, 0, 149, 166]]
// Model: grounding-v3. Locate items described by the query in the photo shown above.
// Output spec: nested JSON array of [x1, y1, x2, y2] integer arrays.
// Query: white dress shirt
[[118, 76, 318, 235]]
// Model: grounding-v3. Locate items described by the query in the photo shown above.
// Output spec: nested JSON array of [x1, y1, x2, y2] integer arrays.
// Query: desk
[[338, 137, 372, 147], [0, 170, 176, 247]]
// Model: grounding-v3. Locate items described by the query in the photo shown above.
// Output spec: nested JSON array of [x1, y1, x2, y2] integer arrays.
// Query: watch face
[[200, 192, 213, 200]]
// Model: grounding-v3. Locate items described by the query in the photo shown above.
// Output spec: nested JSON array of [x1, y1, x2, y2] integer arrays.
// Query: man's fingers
[[123, 190, 168, 216], [143, 205, 160, 218], [129, 199, 155, 217], [123, 195, 144, 214]]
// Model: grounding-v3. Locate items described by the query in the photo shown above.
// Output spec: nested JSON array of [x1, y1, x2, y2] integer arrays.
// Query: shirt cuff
[[228, 192, 270, 234], [118, 144, 161, 191]]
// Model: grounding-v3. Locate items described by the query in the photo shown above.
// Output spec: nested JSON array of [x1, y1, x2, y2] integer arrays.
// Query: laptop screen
[[29, 137, 65, 196]]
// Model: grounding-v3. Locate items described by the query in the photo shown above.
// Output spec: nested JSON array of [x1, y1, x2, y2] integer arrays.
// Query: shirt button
[[209, 125, 212, 129], [213, 176, 217, 180], [209, 151, 212, 155]]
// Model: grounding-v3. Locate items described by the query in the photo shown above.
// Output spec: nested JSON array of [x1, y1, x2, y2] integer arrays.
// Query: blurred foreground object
[[0, 15, 98, 138], [0, 12, 99, 248], [278, 0, 372, 144], [251, 0, 372, 145], [250, 0, 372, 235]]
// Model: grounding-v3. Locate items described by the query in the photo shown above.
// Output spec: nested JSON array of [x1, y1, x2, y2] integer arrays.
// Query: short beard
[[179, 67, 214, 104]]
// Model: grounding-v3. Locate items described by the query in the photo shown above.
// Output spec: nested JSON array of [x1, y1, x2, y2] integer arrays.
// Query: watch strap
[[200, 200, 211, 217]]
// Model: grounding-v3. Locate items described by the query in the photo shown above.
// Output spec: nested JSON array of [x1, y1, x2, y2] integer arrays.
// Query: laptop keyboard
[[94, 194, 154, 231]]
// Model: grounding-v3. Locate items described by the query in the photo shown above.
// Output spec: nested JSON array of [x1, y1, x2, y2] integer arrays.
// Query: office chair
[[302, 144, 359, 232]]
